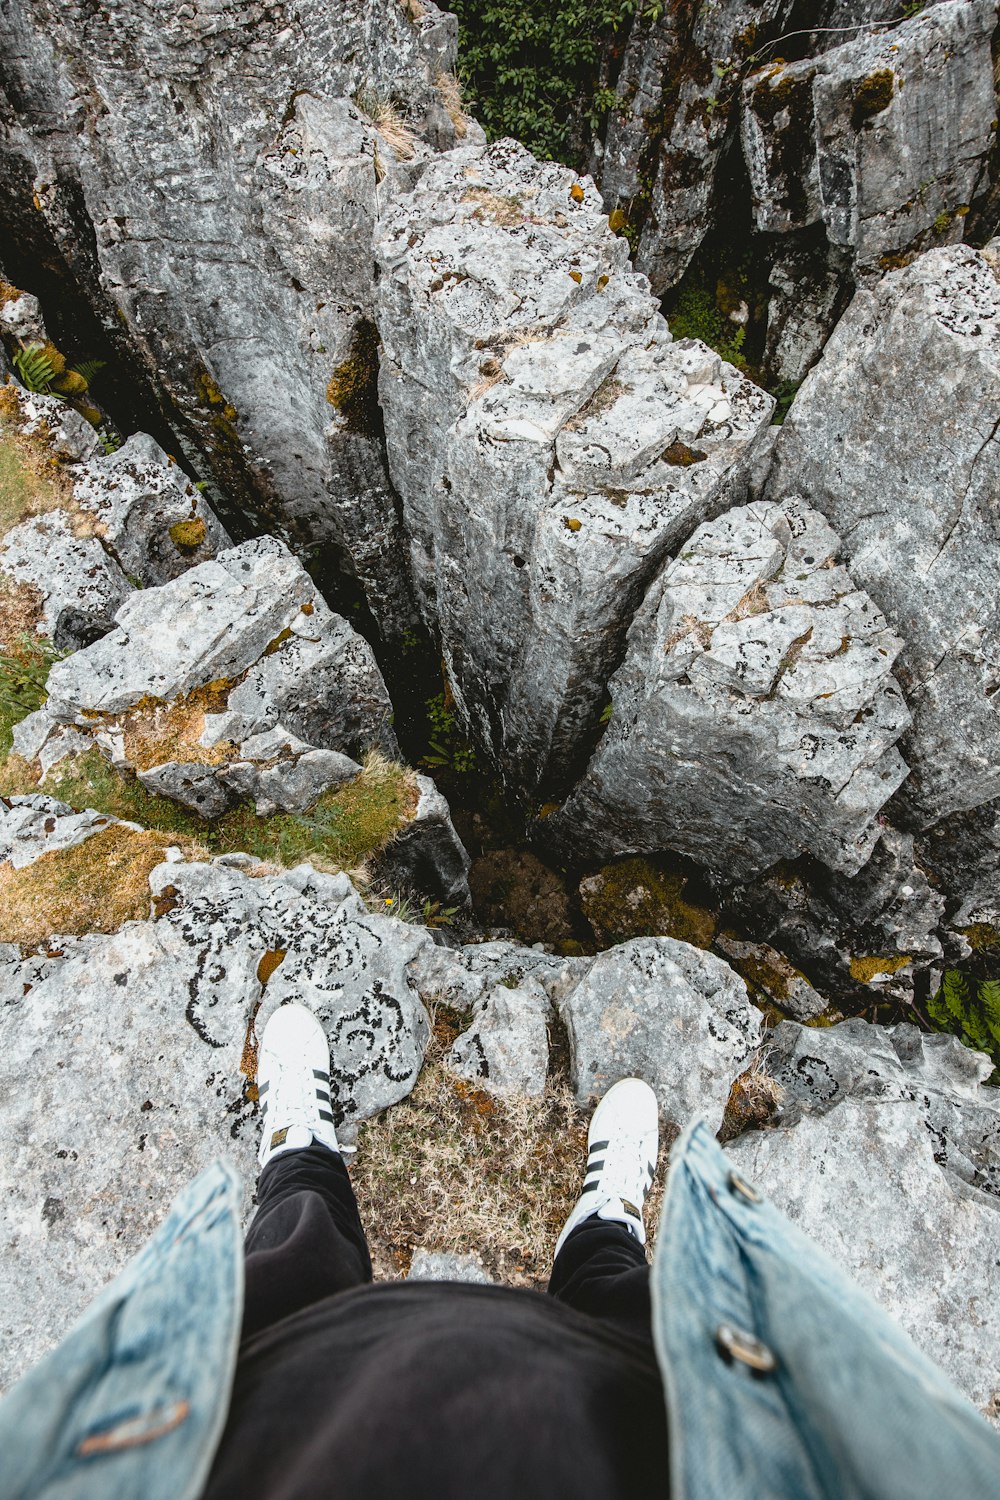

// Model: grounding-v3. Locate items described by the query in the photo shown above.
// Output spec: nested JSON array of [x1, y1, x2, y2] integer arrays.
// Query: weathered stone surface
[[34, 536, 397, 815], [449, 976, 550, 1096], [714, 933, 827, 1021], [0, 382, 228, 647], [370, 774, 471, 907], [727, 825, 946, 1007], [594, 0, 790, 292], [766, 246, 1000, 857], [0, 792, 138, 866], [0, 1, 461, 648], [557, 937, 761, 1123], [408, 1250, 493, 1284], [1, 511, 131, 648], [550, 496, 909, 880], [729, 1018, 1000, 1416], [742, 2, 998, 272], [376, 137, 773, 793], [0, 848, 440, 1391]]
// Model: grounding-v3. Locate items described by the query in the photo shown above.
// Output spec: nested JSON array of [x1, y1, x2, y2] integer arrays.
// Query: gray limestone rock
[[713, 934, 828, 1021], [742, 2, 998, 274], [0, 383, 228, 647], [549, 496, 910, 881], [36, 535, 397, 817], [0, 792, 140, 867], [376, 137, 773, 793], [728, 1017, 1000, 1416], [370, 774, 471, 908], [0, 849, 439, 1392], [448, 976, 550, 1097], [557, 937, 761, 1125], [0, 1, 459, 648], [766, 246, 1000, 889], [407, 1250, 493, 1284], [0, 512, 132, 649]]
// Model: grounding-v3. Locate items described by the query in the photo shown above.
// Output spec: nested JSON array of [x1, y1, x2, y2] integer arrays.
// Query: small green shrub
[[448, 0, 643, 163], [668, 285, 748, 370], [927, 969, 1000, 1081], [0, 634, 61, 756]]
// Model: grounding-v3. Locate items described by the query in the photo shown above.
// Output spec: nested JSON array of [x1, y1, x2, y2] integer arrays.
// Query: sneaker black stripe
[[588, 1140, 610, 1155], [316, 1088, 331, 1103], [580, 1181, 598, 1193], [312, 1069, 329, 1081], [586, 1159, 606, 1176], [258, 1082, 269, 1097], [318, 1109, 336, 1124]]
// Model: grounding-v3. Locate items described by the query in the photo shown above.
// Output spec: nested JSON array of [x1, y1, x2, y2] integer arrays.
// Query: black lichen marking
[[793, 1054, 839, 1102]]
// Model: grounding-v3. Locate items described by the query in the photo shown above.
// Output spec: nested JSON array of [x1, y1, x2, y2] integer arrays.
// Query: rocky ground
[[1, 0, 999, 1425]]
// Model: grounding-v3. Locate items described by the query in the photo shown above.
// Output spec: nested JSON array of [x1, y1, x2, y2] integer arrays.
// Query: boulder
[[0, 0, 464, 648], [0, 383, 227, 648], [449, 976, 550, 1097], [766, 244, 1000, 909], [375, 137, 773, 793], [548, 496, 909, 880], [742, 1, 998, 273], [556, 937, 761, 1124], [32, 536, 397, 816], [728, 1017, 1000, 1417]]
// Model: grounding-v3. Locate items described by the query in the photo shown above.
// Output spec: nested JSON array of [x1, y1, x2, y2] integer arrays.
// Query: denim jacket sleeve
[[652, 1118, 1000, 1500], [0, 1159, 244, 1500]]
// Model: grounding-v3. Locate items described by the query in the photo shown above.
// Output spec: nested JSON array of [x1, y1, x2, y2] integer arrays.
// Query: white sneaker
[[257, 1003, 341, 1168], [554, 1078, 659, 1258]]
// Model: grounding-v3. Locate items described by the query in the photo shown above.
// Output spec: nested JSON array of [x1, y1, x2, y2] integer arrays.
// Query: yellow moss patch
[[0, 279, 25, 307], [0, 822, 206, 947], [959, 923, 1000, 952], [849, 953, 911, 984], [110, 681, 238, 771], [169, 516, 207, 550]]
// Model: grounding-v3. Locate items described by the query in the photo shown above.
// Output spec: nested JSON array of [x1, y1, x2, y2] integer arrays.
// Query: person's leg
[[548, 1078, 658, 1344], [241, 1002, 373, 1340], [547, 1216, 652, 1342], [242, 1142, 372, 1339]]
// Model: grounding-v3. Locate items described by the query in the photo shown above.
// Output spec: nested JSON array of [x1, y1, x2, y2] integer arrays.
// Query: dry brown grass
[[0, 821, 207, 947], [462, 187, 525, 227], [113, 680, 238, 771], [0, 576, 45, 651], [0, 380, 102, 543], [436, 71, 468, 138], [356, 90, 417, 161], [718, 1049, 783, 1144], [352, 1010, 671, 1285]]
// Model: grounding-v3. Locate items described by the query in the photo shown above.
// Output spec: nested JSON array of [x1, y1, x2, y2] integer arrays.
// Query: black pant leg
[[242, 1144, 373, 1340], [547, 1215, 653, 1344]]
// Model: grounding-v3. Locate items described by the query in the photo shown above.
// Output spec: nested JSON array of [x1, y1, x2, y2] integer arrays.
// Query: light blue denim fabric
[[0, 1160, 243, 1500], [653, 1118, 1000, 1500], [4, 1125, 1000, 1498]]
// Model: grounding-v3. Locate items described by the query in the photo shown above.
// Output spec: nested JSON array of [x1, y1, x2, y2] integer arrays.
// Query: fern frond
[[70, 358, 105, 386], [12, 342, 57, 394]]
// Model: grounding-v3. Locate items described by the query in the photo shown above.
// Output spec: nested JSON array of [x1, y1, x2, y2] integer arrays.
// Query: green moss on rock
[[851, 69, 895, 129], [580, 858, 717, 949]]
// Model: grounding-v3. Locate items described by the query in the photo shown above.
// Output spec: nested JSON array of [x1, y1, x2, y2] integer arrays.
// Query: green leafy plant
[[0, 634, 63, 756], [12, 343, 58, 395], [422, 692, 478, 775], [422, 898, 461, 929], [447, 0, 638, 163], [927, 969, 1000, 1080]]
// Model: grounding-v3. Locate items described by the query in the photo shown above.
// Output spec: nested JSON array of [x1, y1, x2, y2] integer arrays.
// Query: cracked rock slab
[[557, 937, 761, 1125], [376, 136, 773, 794], [549, 496, 909, 880], [448, 975, 550, 1096], [35, 535, 397, 816], [767, 245, 1000, 834]]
